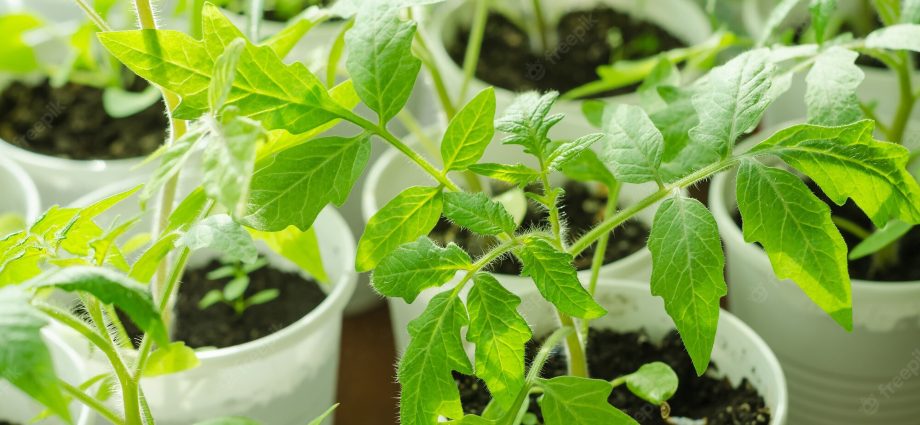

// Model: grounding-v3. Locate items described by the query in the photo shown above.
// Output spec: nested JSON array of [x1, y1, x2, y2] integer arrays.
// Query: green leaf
[[142, 126, 207, 202], [371, 237, 471, 303], [246, 289, 279, 306], [0, 286, 71, 423], [193, 418, 261, 425], [249, 226, 328, 283], [0, 14, 42, 73], [809, 0, 837, 44], [559, 149, 617, 187], [757, 0, 804, 45], [466, 274, 532, 411], [690, 49, 776, 161], [443, 192, 516, 236], [209, 37, 246, 112], [399, 291, 472, 425], [180, 214, 259, 264], [29, 267, 170, 345], [203, 109, 266, 217], [345, 2, 421, 122], [166, 189, 210, 234], [873, 0, 901, 25], [198, 289, 224, 310], [224, 276, 249, 300], [622, 362, 679, 405], [751, 120, 920, 226], [637, 58, 680, 110], [143, 342, 201, 377], [736, 161, 852, 330], [326, 18, 354, 87], [442, 88, 497, 171], [601, 104, 664, 184], [547, 134, 604, 171], [517, 238, 606, 319], [496, 92, 563, 161], [242, 134, 371, 232], [307, 403, 340, 425], [538, 376, 637, 425], [866, 24, 920, 51], [581, 100, 605, 128], [102, 85, 163, 119], [467, 163, 540, 187], [0, 213, 26, 236], [805, 47, 864, 126], [652, 84, 701, 181], [356, 186, 443, 272], [648, 196, 726, 375], [903, 0, 920, 24], [849, 220, 913, 260], [263, 16, 319, 59]]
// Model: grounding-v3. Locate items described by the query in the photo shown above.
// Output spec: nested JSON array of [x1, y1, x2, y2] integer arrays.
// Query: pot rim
[[0, 137, 144, 172], [0, 154, 40, 223]]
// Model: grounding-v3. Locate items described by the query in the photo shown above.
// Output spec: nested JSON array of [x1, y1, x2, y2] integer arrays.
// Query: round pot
[[0, 155, 41, 225], [0, 330, 94, 425], [710, 126, 920, 424], [420, 0, 712, 130], [62, 179, 357, 425]]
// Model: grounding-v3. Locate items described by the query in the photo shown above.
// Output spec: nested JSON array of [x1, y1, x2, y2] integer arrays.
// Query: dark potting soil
[[448, 8, 685, 96], [429, 181, 649, 274], [0, 79, 166, 160], [732, 180, 920, 282], [0, 421, 21, 425], [456, 329, 771, 424]]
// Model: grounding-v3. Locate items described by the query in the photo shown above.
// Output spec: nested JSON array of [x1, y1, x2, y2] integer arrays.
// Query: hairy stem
[[60, 380, 126, 425], [74, 0, 112, 31], [500, 327, 574, 425]]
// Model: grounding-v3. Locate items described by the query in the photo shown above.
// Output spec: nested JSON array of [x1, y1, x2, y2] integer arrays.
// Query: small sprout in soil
[[198, 258, 280, 316]]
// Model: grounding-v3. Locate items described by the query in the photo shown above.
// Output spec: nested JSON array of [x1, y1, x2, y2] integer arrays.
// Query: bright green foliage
[[202, 109, 266, 217], [444, 416, 497, 425], [371, 237, 471, 303], [443, 192, 516, 236], [467, 163, 541, 187], [249, 226, 328, 283], [466, 274, 532, 411], [102, 85, 163, 119], [496, 92, 563, 160], [547, 134, 604, 171], [559, 149, 618, 187], [752, 120, 920, 227], [620, 362, 679, 405], [441, 88, 497, 171], [0, 286, 70, 423], [399, 291, 472, 425], [209, 38, 246, 111], [637, 59, 681, 110], [143, 342, 201, 377], [805, 47, 864, 126], [166, 189, 210, 234], [307, 404, 340, 425], [736, 161, 852, 330], [865, 24, 920, 51], [242, 134, 371, 232], [356, 186, 443, 272], [810, 0, 837, 43], [517, 238, 606, 319], [198, 258, 278, 316], [0, 14, 42, 73], [179, 214, 259, 264], [0, 214, 26, 236], [904, 0, 920, 24], [345, 2, 421, 122], [264, 17, 320, 59], [601, 104, 665, 184], [850, 221, 914, 260], [648, 196, 726, 375], [538, 376, 637, 425], [652, 85, 701, 181], [874, 0, 903, 25]]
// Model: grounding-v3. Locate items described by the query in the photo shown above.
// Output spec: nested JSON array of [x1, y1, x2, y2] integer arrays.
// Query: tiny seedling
[[198, 258, 280, 316]]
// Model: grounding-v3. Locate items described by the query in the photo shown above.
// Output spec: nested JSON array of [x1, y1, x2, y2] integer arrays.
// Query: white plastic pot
[[0, 155, 41, 224], [63, 179, 357, 425], [0, 330, 94, 425], [710, 127, 920, 424], [420, 0, 713, 130]]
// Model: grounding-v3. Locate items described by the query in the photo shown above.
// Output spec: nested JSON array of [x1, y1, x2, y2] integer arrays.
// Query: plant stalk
[[500, 326, 574, 425], [60, 380, 126, 425], [530, 0, 549, 53], [460, 0, 489, 103], [888, 52, 916, 145]]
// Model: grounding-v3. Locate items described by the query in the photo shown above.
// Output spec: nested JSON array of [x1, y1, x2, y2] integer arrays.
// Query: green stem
[[60, 380, 126, 425], [191, 0, 205, 38], [859, 102, 892, 135], [132, 0, 156, 29], [530, 0, 549, 53], [580, 182, 620, 337], [610, 375, 628, 389], [888, 52, 915, 145], [557, 312, 588, 377], [247, 0, 264, 40], [396, 110, 442, 164], [500, 327, 574, 425], [413, 31, 457, 118], [74, 0, 112, 31], [832, 216, 872, 240], [460, 0, 489, 103]]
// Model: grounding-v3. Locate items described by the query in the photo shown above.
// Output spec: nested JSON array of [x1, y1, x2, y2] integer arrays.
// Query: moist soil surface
[[0, 79, 166, 160], [456, 329, 771, 424], [429, 181, 649, 274], [448, 7, 685, 96], [733, 181, 920, 282]]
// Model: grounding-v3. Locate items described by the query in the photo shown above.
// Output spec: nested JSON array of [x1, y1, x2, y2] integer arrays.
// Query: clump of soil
[[429, 181, 649, 274], [0, 79, 166, 160], [456, 329, 771, 424], [448, 7, 685, 96]]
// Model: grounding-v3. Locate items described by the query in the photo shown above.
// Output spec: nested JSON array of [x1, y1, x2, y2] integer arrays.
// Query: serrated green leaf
[[263, 16, 319, 59], [202, 110, 265, 217], [751, 120, 920, 226], [345, 2, 421, 122], [0, 286, 70, 423], [559, 149, 617, 187], [736, 161, 852, 330], [357, 186, 443, 272], [144, 342, 200, 377], [538, 376, 637, 425], [865, 24, 920, 51], [466, 274, 532, 411], [242, 134, 371, 232], [399, 290, 472, 425], [810, 0, 837, 44], [648, 196, 726, 375], [371, 237, 470, 302], [442, 88, 497, 171], [548, 134, 604, 171], [179, 214, 258, 264], [758, 0, 804, 45], [467, 163, 541, 187], [517, 238, 605, 319], [652, 85, 701, 181], [805, 47, 864, 126], [622, 362, 678, 405], [496, 92, 563, 161], [0, 14, 42, 74], [443, 192, 516, 236], [849, 220, 913, 260], [249, 226, 327, 283], [601, 104, 664, 184], [209, 37, 246, 112], [638, 58, 680, 110], [28, 267, 170, 345]]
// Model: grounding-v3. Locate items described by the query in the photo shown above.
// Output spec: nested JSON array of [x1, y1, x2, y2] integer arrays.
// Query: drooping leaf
[[559, 149, 617, 187], [496, 92, 563, 161], [143, 342, 200, 377], [601, 104, 665, 184], [547, 134, 604, 171], [179, 214, 259, 264], [467, 163, 541, 188], [865, 24, 920, 51], [443, 192, 516, 236], [538, 376, 637, 425], [517, 238, 606, 319], [371, 237, 471, 302], [441, 88, 497, 171], [810, 0, 837, 44], [356, 186, 443, 272], [249, 226, 328, 283], [621, 362, 679, 405], [736, 161, 852, 330], [805, 47, 864, 126], [849, 220, 913, 260], [648, 196, 726, 375]]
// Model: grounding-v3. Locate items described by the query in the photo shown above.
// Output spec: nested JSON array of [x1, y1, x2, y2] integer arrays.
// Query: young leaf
[[849, 220, 913, 260], [904, 0, 920, 24], [249, 226, 328, 283], [751, 120, 920, 226], [345, 2, 421, 122], [143, 342, 201, 377], [805, 47, 864, 126], [179, 214, 259, 264], [264, 16, 320, 59], [307, 403, 340, 425], [242, 134, 371, 232], [246, 289, 280, 306], [0, 286, 71, 423], [399, 291, 472, 425], [371, 237, 471, 303], [547, 134, 604, 171], [496, 92, 564, 161], [652, 84, 701, 181], [467, 163, 541, 188], [621, 362, 679, 405], [865, 24, 920, 51], [198, 289, 224, 310], [810, 0, 837, 44], [601, 104, 665, 184], [757, 0, 804, 46], [202, 110, 265, 217], [443, 192, 516, 236], [559, 150, 617, 187], [224, 277, 249, 300], [166, 189, 210, 234], [209, 38, 246, 112], [102, 85, 163, 119], [0, 14, 42, 73], [466, 274, 532, 412], [141, 126, 207, 202], [517, 238, 606, 319], [637, 59, 680, 110], [356, 186, 443, 272], [441, 88, 497, 171], [648, 196, 726, 376], [736, 161, 852, 330], [537, 376, 638, 425]]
